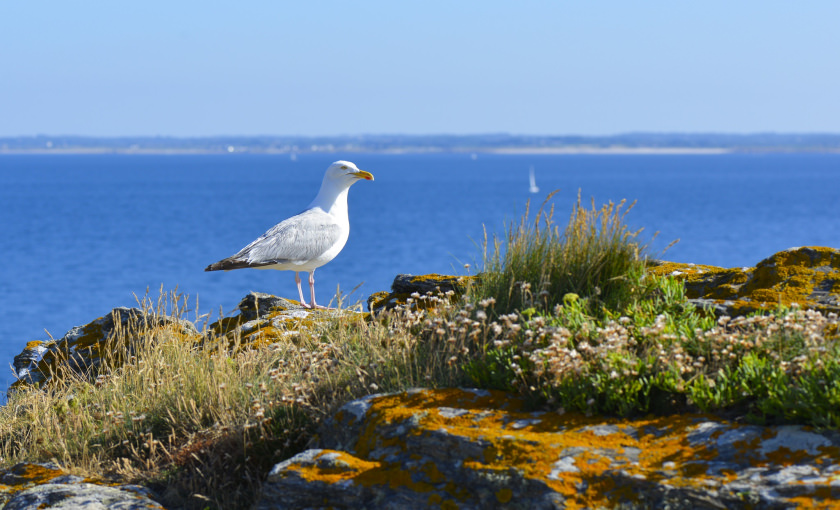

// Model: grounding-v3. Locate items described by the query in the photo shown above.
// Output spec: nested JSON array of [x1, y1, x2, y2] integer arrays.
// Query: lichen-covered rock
[[206, 291, 366, 348], [368, 273, 475, 312], [11, 307, 198, 392], [650, 246, 840, 317], [257, 388, 840, 509], [0, 463, 164, 509], [11, 293, 366, 396]]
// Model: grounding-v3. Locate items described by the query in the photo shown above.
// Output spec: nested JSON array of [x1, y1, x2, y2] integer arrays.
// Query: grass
[[1, 193, 838, 509], [475, 190, 653, 318], [0, 291, 477, 509]]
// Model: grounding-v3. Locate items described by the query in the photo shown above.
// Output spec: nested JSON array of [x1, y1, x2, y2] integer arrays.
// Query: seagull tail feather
[[205, 258, 251, 271]]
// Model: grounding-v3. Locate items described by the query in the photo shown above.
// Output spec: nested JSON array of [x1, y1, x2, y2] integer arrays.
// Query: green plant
[[474, 190, 651, 318]]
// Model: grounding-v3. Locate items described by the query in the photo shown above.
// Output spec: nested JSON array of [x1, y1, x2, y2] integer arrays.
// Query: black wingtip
[[205, 261, 223, 272], [205, 258, 253, 271]]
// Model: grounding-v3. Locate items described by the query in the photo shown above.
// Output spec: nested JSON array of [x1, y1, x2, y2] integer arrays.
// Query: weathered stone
[[10, 293, 366, 396], [257, 388, 840, 509], [367, 273, 476, 312], [649, 246, 840, 317], [4, 483, 165, 510], [0, 463, 164, 509], [11, 307, 198, 392], [207, 291, 366, 348]]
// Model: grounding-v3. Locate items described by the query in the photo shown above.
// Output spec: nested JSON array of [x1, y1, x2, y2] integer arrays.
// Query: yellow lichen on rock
[[649, 247, 840, 316], [262, 387, 840, 509], [207, 292, 367, 350], [367, 273, 476, 313], [11, 307, 200, 392]]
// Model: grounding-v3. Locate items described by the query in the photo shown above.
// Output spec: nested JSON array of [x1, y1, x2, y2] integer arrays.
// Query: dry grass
[[0, 290, 479, 509]]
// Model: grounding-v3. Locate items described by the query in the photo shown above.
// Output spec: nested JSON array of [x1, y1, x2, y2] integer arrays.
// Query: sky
[[1, 1, 839, 137]]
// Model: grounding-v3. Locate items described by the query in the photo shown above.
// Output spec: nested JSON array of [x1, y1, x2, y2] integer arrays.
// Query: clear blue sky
[[2, 1, 839, 137]]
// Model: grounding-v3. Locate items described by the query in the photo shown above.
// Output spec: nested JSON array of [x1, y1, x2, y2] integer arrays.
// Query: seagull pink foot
[[295, 271, 331, 310]]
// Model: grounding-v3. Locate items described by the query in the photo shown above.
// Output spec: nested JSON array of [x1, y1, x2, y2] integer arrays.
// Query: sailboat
[[528, 166, 539, 194]]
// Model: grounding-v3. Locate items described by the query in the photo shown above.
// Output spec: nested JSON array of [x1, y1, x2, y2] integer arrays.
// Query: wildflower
[[479, 297, 496, 308]]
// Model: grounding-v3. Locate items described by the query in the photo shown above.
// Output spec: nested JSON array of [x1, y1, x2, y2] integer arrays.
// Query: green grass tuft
[[474, 190, 651, 318]]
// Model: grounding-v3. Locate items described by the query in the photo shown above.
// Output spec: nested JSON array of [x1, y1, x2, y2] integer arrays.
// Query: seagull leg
[[294, 272, 309, 307], [308, 271, 328, 309]]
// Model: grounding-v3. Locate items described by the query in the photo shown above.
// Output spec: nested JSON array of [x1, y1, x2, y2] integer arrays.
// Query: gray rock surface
[[256, 388, 840, 509], [0, 463, 164, 509], [4, 483, 164, 510], [11, 307, 197, 390]]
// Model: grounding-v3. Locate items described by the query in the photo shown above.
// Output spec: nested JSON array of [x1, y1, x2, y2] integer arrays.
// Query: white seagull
[[205, 160, 374, 309]]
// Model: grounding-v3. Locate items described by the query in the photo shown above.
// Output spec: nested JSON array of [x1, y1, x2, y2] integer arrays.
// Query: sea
[[1, 152, 839, 394]]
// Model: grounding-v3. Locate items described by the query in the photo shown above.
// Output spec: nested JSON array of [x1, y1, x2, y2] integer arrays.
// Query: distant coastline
[[2, 133, 839, 155], [0, 147, 737, 155]]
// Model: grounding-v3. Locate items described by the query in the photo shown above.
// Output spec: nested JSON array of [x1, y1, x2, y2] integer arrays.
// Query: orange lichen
[[1, 463, 65, 486], [786, 487, 840, 510], [650, 247, 840, 315], [288, 450, 380, 485], [314, 388, 840, 508]]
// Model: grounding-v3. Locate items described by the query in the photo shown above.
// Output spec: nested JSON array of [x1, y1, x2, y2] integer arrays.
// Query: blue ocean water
[[1, 152, 839, 393]]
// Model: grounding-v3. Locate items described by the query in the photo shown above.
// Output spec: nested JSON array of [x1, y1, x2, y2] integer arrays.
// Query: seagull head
[[326, 160, 374, 184]]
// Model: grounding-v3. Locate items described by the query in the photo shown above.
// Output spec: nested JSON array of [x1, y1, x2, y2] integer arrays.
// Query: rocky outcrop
[[257, 387, 840, 509], [367, 273, 475, 312], [10, 293, 363, 394], [649, 246, 840, 317], [11, 307, 198, 392], [207, 291, 364, 348], [371, 248, 840, 318], [0, 463, 163, 509]]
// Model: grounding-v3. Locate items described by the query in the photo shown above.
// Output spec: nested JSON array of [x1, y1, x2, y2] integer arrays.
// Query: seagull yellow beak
[[354, 169, 374, 181]]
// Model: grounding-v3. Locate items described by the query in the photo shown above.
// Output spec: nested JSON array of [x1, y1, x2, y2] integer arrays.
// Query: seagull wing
[[206, 208, 343, 270]]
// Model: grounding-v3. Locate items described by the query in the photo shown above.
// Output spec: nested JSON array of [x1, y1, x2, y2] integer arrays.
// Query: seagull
[[205, 160, 374, 309]]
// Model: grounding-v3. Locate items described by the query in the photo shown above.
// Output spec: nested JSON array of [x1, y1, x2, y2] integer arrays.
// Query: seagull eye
[[341, 165, 348, 170]]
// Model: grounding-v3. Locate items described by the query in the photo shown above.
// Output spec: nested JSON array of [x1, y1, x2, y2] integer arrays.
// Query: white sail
[[529, 166, 539, 193]]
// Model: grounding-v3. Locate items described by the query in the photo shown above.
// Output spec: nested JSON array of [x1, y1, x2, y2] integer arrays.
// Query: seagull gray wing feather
[[205, 208, 343, 271], [243, 208, 342, 264]]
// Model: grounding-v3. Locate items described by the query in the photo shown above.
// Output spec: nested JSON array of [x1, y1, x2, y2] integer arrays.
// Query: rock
[[0, 463, 164, 509], [11, 307, 198, 392], [367, 273, 475, 312], [10, 293, 366, 395], [206, 291, 366, 348], [256, 388, 840, 509], [649, 246, 840, 317]]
